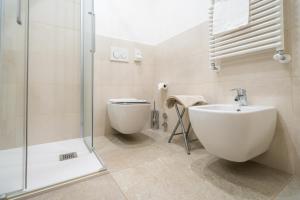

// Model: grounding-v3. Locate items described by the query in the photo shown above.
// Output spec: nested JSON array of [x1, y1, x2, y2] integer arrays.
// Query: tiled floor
[[22, 130, 299, 200], [22, 174, 126, 200], [275, 178, 300, 200]]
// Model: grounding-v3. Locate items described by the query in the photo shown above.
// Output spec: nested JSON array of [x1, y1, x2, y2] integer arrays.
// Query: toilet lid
[[109, 98, 149, 104]]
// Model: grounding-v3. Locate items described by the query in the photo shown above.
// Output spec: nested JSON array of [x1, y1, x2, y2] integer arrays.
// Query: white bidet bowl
[[189, 104, 277, 162]]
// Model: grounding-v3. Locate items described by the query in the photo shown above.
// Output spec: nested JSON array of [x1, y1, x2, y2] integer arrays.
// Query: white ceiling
[[94, 0, 211, 45]]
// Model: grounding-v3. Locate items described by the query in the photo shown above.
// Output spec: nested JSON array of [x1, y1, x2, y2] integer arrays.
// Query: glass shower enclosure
[[0, 0, 103, 198], [81, 0, 95, 151], [0, 0, 28, 196]]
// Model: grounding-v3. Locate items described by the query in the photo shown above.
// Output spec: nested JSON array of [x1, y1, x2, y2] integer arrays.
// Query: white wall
[[94, 0, 211, 45]]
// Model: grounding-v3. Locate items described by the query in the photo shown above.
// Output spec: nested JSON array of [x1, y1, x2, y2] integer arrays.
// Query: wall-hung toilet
[[107, 99, 151, 134]]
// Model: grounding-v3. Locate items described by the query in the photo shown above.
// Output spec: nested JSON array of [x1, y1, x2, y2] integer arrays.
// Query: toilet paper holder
[[158, 82, 168, 91]]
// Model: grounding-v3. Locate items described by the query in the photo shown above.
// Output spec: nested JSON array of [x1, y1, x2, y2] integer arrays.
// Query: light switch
[[110, 47, 129, 62]]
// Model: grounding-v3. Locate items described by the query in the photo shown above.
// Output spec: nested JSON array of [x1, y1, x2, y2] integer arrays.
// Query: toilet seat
[[109, 98, 149, 104]]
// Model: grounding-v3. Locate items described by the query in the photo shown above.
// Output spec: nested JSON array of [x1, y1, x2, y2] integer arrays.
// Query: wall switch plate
[[110, 47, 129, 62]]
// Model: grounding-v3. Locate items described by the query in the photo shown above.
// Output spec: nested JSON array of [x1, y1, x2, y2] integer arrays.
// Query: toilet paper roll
[[158, 82, 168, 91]]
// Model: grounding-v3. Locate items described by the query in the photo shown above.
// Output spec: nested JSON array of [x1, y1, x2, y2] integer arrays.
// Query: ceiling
[[95, 0, 211, 45]]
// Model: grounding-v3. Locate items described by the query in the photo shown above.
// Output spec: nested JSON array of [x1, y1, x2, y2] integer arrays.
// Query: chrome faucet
[[231, 88, 248, 106]]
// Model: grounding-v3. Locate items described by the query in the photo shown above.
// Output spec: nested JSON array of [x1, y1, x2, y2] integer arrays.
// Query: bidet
[[189, 104, 277, 162]]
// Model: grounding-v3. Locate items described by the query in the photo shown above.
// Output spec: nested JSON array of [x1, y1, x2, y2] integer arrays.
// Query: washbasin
[[189, 104, 277, 162]]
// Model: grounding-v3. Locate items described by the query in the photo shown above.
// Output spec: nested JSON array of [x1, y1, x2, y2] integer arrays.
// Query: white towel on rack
[[213, 0, 250, 35]]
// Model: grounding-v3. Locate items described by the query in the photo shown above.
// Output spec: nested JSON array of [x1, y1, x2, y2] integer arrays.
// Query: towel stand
[[168, 104, 191, 155]]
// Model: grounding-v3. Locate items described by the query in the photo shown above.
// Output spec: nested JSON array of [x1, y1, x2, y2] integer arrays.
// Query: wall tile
[[154, 15, 300, 174], [27, 1, 81, 145], [29, 0, 80, 30], [93, 36, 155, 137]]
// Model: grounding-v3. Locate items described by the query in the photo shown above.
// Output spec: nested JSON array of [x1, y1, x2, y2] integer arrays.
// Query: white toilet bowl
[[107, 98, 151, 134]]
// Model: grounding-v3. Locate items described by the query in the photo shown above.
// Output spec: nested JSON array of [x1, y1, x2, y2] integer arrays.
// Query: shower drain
[[59, 152, 78, 161]]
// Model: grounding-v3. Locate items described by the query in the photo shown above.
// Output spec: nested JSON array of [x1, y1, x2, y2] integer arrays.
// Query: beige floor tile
[[22, 130, 294, 200], [112, 151, 291, 200], [275, 177, 300, 200], [94, 135, 169, 172], [94, 130, 203, 173], [98, 130, 292, 200], [22, 174, 126, 200]]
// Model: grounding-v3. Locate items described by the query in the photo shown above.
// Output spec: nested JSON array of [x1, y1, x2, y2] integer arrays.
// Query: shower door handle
[[16, 0, 22, 25], [88, 11, 96, 54]]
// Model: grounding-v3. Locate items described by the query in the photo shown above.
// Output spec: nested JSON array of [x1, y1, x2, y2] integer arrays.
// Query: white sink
[[189, 104, 277, 162]]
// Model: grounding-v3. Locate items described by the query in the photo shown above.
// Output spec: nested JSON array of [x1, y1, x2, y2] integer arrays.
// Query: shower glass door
[[0, 0, 28, 196], [81, 0, 95, 150]]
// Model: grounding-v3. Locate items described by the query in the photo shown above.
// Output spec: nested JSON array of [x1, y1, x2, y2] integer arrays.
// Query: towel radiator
[[209, 0, 291, 71]]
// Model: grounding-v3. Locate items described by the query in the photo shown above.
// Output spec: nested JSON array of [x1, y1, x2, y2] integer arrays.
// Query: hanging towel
[[213, 0, 250, 35], [166, 95, 207, 109]]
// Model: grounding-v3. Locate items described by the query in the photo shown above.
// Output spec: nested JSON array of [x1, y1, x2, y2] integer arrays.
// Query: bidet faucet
[[231, 88, 248, 106]]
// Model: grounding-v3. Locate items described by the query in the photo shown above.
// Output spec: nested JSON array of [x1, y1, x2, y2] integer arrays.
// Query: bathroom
[[0, 0, 300, 199]]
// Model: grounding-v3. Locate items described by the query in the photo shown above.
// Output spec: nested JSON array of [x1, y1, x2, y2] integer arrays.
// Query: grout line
[[271, 175, 294, 200], [9, 170, 109, 200], [29, 21, 80, 32], [98, 142, 175, 174], [109, 173, 129, 200]]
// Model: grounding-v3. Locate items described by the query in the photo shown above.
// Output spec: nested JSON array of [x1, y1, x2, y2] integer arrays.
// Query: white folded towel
[[213, 0, 250, 35], [166, 95, 207, 109]]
